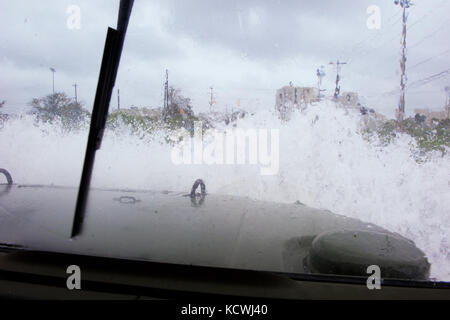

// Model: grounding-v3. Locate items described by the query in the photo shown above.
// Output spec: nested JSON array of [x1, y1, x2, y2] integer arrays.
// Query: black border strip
[[0, 248, 448, 290]]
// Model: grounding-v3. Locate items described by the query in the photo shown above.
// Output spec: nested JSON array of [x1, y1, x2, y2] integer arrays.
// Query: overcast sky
[[1, 0, 449, 117]]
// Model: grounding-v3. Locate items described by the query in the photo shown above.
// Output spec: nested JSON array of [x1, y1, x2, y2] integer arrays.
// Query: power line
[[346, 2, 450, 67], [409, 17, 450, 50], [405, 0, 447, 31], [408, 67, 450, 89], [380, 67, 450, 97], [343, 5, 421, 65], [338, 7, 403, 63], [370, 2, 450, 64], [409, 48, 450, 70]]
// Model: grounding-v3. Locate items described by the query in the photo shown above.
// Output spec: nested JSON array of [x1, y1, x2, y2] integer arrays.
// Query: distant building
[[275, 86, 319, 120], [276, 86, 319, 107]]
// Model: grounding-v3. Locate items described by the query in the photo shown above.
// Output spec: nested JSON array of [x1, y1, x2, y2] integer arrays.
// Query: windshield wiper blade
[[71, 0, 134, 238]]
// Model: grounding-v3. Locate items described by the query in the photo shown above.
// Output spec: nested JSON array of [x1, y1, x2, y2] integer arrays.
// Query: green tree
[[29, 92, 90, 130], [163, 87, 197, 132]]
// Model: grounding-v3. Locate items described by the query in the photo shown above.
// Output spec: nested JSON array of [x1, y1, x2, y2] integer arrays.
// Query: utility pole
[[73, 83, 78, 103], [329, 60, 346, 99], [117, 89, 120, 110], [394, 0, 413, 122], [209, 86, 215, 111], [316, 66, 326, 100], [163, 69, 169, 120], [49, 67, 56, 94]]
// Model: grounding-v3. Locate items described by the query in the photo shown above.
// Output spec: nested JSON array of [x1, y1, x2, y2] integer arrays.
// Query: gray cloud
[[1, 0, 449, 117]]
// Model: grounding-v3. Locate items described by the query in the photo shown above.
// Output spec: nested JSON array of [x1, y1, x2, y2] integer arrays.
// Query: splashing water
[[1, 101, 449, 281]]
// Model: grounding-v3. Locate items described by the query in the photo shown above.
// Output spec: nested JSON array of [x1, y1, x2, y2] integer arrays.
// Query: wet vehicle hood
[[0, 184, 429, 278]]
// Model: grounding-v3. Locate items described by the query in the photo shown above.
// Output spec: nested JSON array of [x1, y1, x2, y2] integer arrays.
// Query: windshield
[[0, 0, 449, 284]]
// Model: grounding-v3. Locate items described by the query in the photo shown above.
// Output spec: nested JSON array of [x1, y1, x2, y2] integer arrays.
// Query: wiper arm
[[71, 0, 134, 238]]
